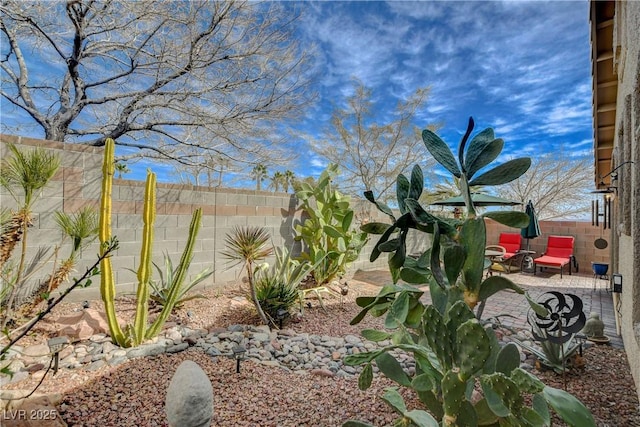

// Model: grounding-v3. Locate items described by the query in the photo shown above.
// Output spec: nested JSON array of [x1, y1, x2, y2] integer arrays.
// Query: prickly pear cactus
[[343, 118, 595, 427]]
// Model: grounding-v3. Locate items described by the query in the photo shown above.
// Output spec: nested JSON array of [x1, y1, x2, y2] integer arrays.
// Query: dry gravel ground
[[4, 279, 640, 426]]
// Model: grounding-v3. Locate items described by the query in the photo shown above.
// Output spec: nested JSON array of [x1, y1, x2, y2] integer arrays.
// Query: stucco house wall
[[599, 0, 640, 401]]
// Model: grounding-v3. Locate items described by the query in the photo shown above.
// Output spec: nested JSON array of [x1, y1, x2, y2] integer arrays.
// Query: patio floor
[[352, 268, 623, 348]]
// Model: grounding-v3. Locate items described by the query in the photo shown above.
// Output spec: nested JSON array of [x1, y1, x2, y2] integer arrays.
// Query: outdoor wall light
[[232, 345, 246, 373], [276, 308, 289, 329], [612, 274, 622, 293], [47, 336, 69, 375]]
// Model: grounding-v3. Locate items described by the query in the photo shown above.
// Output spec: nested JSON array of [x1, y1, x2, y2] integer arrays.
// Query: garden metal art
[[528, 291, 586, 345]]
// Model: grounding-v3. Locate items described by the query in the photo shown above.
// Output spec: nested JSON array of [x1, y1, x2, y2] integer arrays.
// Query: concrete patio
[[352, 268, 623, 348]]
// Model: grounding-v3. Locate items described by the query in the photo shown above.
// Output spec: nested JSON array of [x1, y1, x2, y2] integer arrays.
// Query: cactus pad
[[455, 319, 490, 380]]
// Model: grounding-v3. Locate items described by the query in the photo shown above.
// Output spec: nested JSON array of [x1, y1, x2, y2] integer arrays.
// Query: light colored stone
[[310, 368, 334, 377], [165, 360, 213, 427], [55, 308, 109, 341]]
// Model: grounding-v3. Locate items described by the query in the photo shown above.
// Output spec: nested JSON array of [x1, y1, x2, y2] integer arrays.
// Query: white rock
[[165, 360, 213, 427]]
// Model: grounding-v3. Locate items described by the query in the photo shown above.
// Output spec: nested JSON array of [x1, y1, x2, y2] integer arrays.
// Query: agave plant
[[253, 245, 322, 326], [344, 118, 595, 427], [150, 251, 213, 310], [221, 226, 273, 324]]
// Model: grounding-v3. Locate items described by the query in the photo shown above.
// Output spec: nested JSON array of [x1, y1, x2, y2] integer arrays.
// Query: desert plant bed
[[2, 280, 639, 427]]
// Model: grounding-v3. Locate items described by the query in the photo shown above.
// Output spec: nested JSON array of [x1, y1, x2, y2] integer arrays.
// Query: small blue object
[[591, 263, 608, 276]]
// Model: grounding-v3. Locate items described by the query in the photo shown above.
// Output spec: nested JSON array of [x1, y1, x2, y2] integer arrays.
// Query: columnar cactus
[[99, 138, 204, 347], [344, 118, 595, 427]]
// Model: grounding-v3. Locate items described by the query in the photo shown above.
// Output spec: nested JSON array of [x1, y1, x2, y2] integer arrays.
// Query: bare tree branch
[[1, 0, 316, 169], [308, 78, 438, 203], [496, 153, 593, 220]]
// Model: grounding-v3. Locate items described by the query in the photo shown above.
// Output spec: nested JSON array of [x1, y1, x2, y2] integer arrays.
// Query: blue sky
[[294, 0, 593, 180], [1, 0, 593, 188]]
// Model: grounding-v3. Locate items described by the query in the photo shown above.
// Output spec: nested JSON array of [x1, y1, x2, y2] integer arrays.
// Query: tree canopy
[[496, 153, 593, 220], [307, 79, 438, 203], [1, 0, 315, 167]]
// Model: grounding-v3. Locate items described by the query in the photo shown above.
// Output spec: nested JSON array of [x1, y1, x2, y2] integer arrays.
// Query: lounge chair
[[533, 235, 578, 278], [486, 232, 524, 274]]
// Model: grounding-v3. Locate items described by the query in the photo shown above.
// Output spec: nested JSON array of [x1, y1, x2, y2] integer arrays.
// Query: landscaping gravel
[[2, 280, 639, 426]]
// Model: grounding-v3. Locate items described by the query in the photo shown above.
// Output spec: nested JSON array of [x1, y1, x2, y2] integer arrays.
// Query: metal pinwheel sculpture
[[528, 291, 586, 344]]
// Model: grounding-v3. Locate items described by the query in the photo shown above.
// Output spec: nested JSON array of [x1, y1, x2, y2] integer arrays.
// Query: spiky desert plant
[[343, 118, 595, 427], [149, 252, 213, 310], [0, 143, 60, 327], [25, 207, 98, 314], [221, 226, 273, 325]]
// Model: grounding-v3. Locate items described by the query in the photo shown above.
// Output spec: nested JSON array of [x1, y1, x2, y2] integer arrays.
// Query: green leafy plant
[[221, 226, 273, 325], [253, 246, 319, 325], [294, 163, 367, 286], [344, 118, 595, 427], [99, 138, 205, 347], [25, 207, 99, 315], [0, 143, 60, 328], [149, 252, 213, 310]]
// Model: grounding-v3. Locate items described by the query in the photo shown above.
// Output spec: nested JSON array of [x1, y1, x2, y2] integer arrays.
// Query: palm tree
[[251, 164, 268, 191], [283, 170, 295, 193], [221, 226, 273, 324], [114, 162, 130, 179], [0, 143, 60, 327], [270, 171, 284, 192]]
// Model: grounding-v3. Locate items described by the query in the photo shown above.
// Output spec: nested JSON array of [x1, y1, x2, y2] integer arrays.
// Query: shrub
[[149, 251, 213, 310], [294, 164, 367, 286]]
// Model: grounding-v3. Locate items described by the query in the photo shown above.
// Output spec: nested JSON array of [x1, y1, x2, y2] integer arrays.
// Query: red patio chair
[[533, 235, 578, 278], [486, 232, 524, 273]]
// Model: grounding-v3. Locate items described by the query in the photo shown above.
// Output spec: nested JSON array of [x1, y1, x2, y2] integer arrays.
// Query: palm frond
[[54, 207, 99, 253], [0, 143, 60, 207]]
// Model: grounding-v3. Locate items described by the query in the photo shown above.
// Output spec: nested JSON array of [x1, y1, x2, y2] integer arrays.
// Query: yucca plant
[[254, 275, 299, 326], [0, 143, 60, 328], [149, 252, 213, 310], [24, 207, 99, 315], [221, 226, 273, 325]]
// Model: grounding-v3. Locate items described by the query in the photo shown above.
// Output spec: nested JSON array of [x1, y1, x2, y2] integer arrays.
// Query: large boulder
[[165, 360, 213, 427]]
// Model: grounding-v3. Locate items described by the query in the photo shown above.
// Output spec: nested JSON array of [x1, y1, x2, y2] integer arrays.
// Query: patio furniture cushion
[[497, 233, 522, 260], [533, 235, 575, 277]]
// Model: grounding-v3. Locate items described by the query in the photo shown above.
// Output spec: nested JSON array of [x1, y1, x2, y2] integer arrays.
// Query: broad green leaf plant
[[344, 118, 595, 427], [294, 163, 367, 286]]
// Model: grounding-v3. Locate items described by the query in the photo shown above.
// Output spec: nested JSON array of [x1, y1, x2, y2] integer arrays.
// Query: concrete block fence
[[485, 218, 611, 276], [0, 135, 390, 303], [1, 135, 607, 305]]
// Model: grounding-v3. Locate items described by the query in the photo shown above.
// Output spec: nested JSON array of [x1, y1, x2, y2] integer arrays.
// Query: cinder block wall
[[0, 135, 388, 303], [485, 218, 610, 274]]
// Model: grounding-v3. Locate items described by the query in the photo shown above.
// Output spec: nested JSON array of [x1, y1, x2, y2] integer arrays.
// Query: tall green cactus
[[344, 118, 595, 427], [99, 138, 205, 347], [100, 139, 127, 346]]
